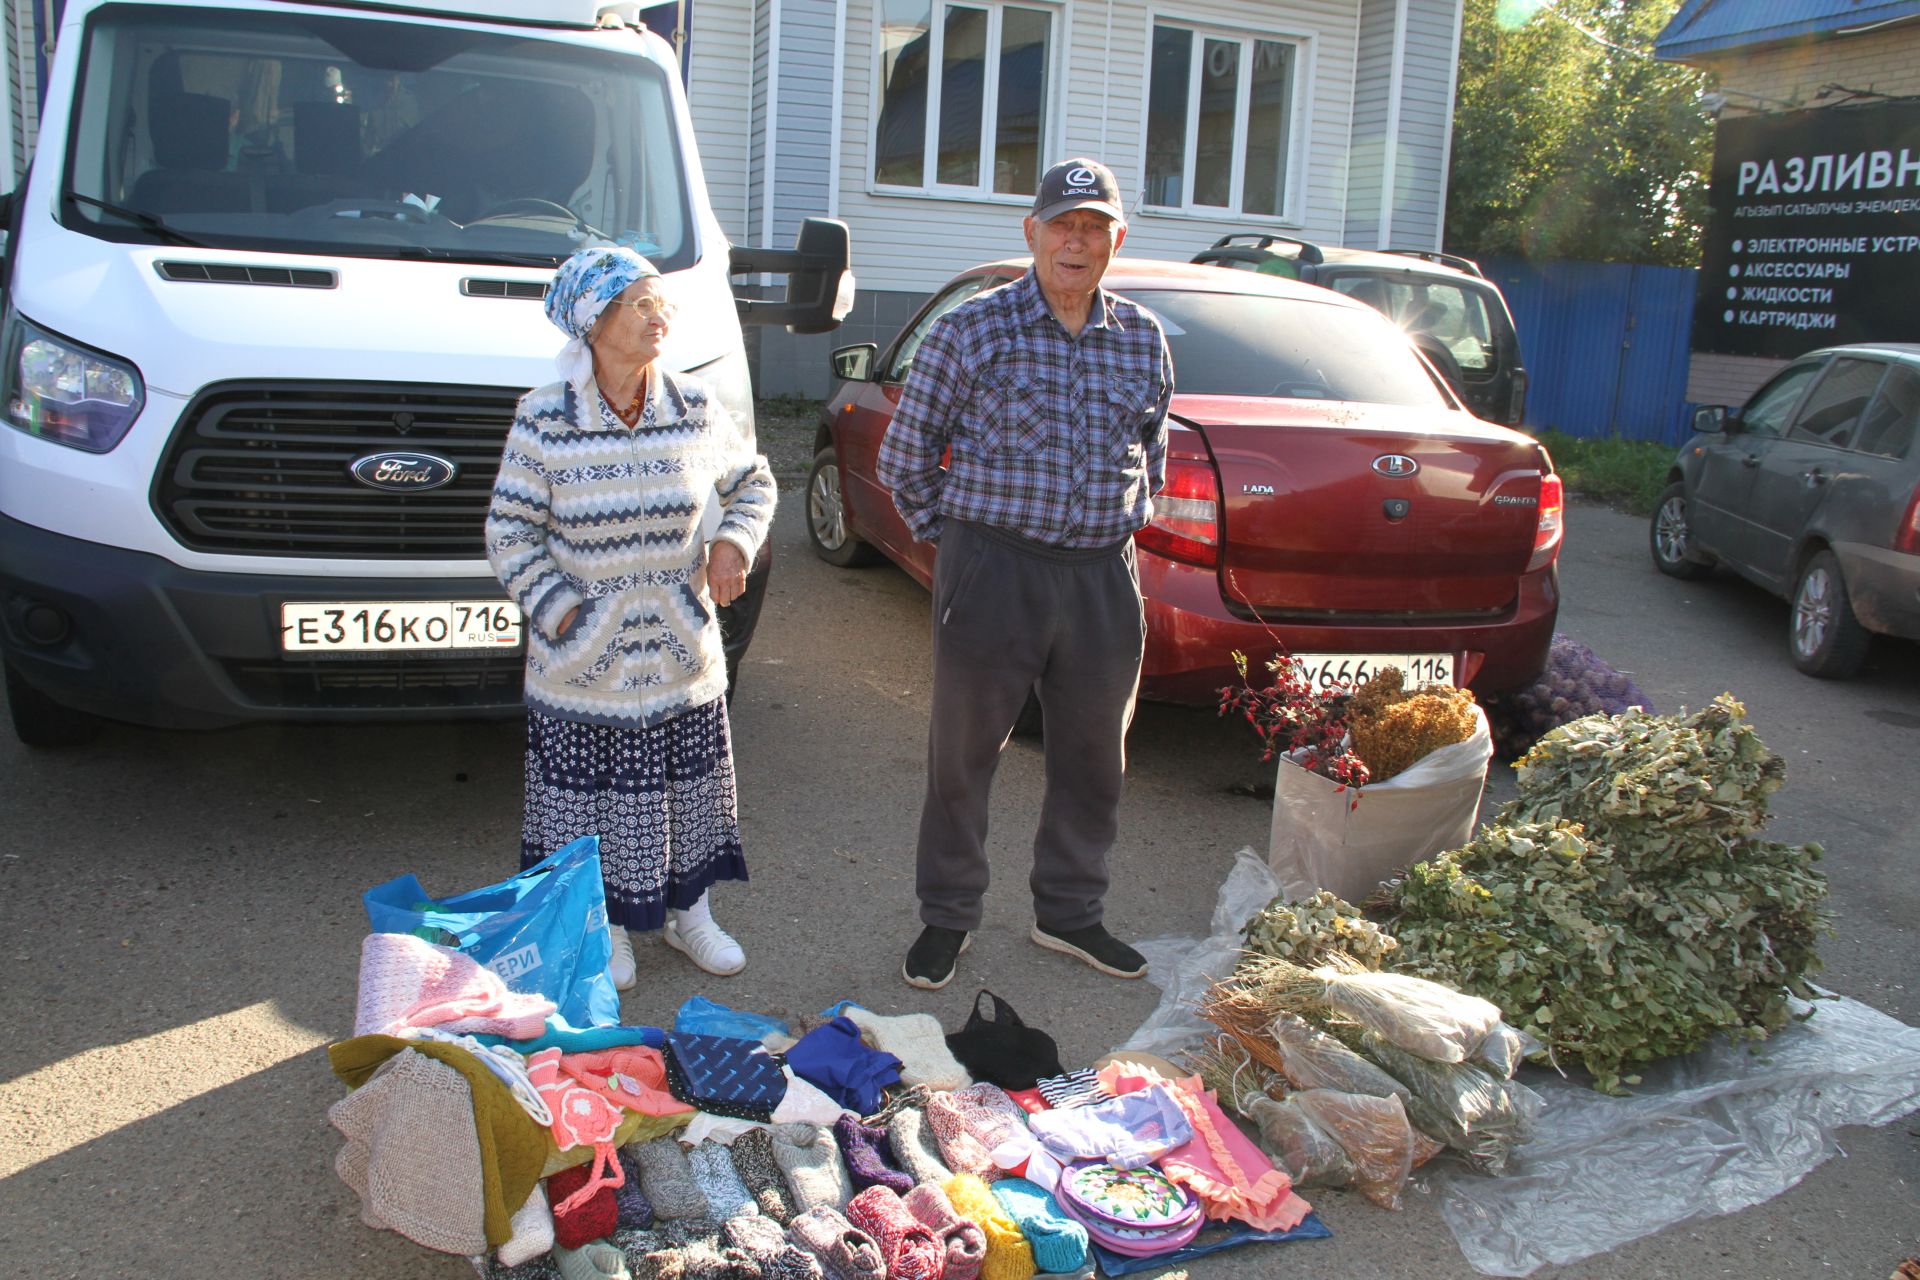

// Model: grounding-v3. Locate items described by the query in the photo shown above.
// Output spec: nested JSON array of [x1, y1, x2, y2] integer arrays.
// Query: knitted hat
[[786, 1206, 886, 1280], [629, 1138, 713, 1220], [885, 1108, 953, 1186], [725, 1212, 825, 1280], [555, 1240, 634, 1280], [549, 1163, 620, 1249], [329, 1048, 490, 1256], [942, 1175, 1035, 1280], [926, 1086, 1029, 1181], [768, 1124, 853, 1214], [500, 1183, 558, 1267], [614, 1148, 657, 1230], [988, 1178, 1087, 1275], [832, 1115, 914, 1196], [844, 1008, 972, 1091], [846, 1187, 943, 1280], [904, 1182, 987, 1280], [731, 1129, 800, 1224], [688, 1140, 758, 1220], [355, 932, 555, 1040]]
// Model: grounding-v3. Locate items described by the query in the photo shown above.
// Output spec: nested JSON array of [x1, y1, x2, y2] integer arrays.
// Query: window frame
[[867, 0, 1063, 204], [1136, 13, 1312, 225]]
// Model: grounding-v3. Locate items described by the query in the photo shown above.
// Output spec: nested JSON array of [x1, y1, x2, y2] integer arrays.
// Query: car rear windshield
[[62, 4, 692, 269], [1122, 289, 1450, 407]]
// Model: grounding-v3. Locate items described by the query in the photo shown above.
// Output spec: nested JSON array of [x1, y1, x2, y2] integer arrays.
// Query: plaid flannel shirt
[[877, 270, 1173, 548]]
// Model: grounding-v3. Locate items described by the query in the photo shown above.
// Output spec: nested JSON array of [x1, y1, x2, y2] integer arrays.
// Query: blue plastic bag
[[363, 835, 619, 1030], [674, 995, 791, 1041]]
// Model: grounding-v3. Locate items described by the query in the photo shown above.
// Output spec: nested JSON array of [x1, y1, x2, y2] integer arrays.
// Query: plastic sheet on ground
[[1121, 851, 1920, 1275]]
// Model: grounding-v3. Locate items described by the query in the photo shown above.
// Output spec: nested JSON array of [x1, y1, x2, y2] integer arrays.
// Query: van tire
[[806, 447, 881, 567], [1789, 550, 1870, 679], [4, 661, 104, 747]]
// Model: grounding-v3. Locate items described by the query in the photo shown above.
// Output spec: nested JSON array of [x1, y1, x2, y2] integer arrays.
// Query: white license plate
[[280, 600, 523, 652], [1289, 652, 1456, 692]]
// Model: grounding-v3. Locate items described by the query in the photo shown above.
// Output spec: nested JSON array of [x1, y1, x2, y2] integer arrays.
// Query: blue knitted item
[[989, 1178, 1088, 1274]]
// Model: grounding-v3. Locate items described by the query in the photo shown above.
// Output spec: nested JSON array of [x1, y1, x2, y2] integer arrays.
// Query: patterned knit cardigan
[[485, 370, 776, 728]]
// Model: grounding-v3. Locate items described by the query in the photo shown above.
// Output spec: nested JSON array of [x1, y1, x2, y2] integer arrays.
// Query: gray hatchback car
[[1651, 343, 1920, 677]]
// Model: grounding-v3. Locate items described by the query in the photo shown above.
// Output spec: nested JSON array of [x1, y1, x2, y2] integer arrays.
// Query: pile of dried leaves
[[1242, 889, 1399, 971], [1384, 696, 1830, 1092]]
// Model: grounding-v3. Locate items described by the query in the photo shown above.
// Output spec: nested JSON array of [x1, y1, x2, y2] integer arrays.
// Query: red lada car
[[806, 259, 1562, 703]]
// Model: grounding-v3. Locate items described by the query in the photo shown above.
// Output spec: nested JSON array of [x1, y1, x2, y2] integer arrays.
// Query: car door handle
[[1803, 468, 1827, 487], [1741, 454, 1761, 467]]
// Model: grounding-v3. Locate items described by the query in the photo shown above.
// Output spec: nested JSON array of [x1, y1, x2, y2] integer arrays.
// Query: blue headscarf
[[545, 245, 661, 391]]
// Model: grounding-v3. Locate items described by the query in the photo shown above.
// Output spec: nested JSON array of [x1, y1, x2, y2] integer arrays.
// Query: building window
[[1144, 22, 1299, 218], [874, 0, 1052, 196]]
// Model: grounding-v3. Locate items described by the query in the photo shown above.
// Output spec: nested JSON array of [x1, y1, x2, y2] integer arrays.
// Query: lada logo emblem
[[350, 451, 458, 492], [1372, 454, 1419, 477]]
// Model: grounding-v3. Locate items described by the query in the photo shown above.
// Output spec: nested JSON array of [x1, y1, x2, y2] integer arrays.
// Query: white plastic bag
[[1268, 704, 1492, 904]]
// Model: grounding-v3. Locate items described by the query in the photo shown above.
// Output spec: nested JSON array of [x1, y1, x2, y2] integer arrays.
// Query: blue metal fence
[[1481, 256, 1699, 445]]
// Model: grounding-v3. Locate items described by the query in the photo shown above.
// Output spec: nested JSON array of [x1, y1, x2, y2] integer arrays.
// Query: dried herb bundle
[[1242, 890, 1399, 971], [1346, 667, 1480, 782]]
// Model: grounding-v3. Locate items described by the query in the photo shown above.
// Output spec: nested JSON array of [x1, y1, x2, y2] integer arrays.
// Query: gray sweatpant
[[914, 518, 1146, 933]]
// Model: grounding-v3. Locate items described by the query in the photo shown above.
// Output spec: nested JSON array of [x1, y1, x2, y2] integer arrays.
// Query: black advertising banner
[[1694, 101, 1920, 358]]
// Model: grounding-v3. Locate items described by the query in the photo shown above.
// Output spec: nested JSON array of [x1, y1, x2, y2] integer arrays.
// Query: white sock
[[673, 890, 716, 928]]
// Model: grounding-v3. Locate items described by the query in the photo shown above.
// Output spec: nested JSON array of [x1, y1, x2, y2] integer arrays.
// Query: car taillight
[[1137, 457, 1220, 567], [1526, 472, 1564, 571], [1896, 483, 1920, 555]]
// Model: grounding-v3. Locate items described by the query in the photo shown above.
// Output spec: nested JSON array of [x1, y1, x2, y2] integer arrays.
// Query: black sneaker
[[902, 925, 972, 990], [1030, 922, 1148, 978]]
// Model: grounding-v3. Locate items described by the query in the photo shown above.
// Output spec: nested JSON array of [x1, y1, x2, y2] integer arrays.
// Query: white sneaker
[[608, 926, 637, 991], [663, 914, 746, 976]]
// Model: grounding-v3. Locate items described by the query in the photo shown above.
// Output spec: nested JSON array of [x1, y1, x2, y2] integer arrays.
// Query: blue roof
[[1655, 0, 1920, 60]]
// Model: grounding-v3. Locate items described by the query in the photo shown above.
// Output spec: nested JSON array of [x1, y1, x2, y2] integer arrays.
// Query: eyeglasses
[[603, 297, 676, 321]]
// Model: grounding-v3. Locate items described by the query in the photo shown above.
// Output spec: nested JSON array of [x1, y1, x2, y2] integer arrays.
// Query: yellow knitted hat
[[943, 1174, 1035, 1280]]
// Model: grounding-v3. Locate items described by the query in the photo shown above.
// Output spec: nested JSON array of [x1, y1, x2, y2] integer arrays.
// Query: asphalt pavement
[[1, 491, 1916, 1279]]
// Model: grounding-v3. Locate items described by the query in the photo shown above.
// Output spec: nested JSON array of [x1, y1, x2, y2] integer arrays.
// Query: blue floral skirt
[[521, 699, 749, 932]]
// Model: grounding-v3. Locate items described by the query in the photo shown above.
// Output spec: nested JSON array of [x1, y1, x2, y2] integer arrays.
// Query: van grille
[[224, 653, 526, 709], [462, 278, 549, 300], [154, 381, 526, 557], [156, 261, 337, 288]]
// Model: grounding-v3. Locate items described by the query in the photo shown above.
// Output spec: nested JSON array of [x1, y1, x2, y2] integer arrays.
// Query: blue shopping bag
[[362, 835, 619, 1030]]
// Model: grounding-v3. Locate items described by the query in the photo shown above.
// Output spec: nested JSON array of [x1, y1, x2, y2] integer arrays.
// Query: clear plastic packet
[[1292, 1088, 1417, 1210], [1470, 1020, 1542, 1079], [1269, 1013, 1410, 1099], [1362, 1032, 1543, 1175], [1315, 969, 1504, 1064], [1240, 1093, 1355, 1188]]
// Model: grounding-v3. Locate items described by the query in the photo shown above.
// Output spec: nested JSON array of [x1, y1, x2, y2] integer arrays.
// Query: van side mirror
[[1691, 404, 1728, 435], [731, 217, 855, 335], [831, 343, 876, 382]]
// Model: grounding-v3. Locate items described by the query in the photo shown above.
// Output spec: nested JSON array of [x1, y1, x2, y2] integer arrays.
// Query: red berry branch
[[1218, 650, 1372, 791]]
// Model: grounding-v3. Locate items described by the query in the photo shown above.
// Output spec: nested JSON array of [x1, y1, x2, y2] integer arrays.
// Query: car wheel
[[1789, 549, 1871, 678], [4, 660, 103, 747], [1650, 482, 1713, 579], [806, 446, 881, 568]]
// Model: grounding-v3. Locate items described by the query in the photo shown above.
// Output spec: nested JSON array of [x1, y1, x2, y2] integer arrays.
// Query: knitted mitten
[[687, 1141, 758, 1220], [846, 1186, 943, 1280], [904, 1182, 987, 1280], [987, 1179, 1086, 1275], [554, 1240, 633, 1280], [942, 1174, 1035, 1280], [731, 1128, 799, 1224], [832, 1115, 913, 1195], [550, 1163, 620, 1249], [886, 1107, 953, 1186], [629, 1138, 712, 1220], [499, 1184, 558, 1267], [769, 1124, 854, 1214], [844, 1008, 972, 1091], [725, 1212, 825, 1280], [785, 1206, 887, 1280], [614, 1148, 658, 1230]]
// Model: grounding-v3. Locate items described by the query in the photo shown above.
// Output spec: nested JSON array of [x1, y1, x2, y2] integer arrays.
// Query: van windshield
[[61, 4, 693, 269]]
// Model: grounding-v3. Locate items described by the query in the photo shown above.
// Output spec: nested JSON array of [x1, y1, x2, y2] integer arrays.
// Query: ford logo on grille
[[1372, 454, 1419, 478], [350, 451, 457, 492]]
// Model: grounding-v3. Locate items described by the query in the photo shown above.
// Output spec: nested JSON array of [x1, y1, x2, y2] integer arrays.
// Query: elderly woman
[[485, 246, 775, 986]]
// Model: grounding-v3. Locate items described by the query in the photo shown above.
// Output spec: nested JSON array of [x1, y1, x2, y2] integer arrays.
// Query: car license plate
[[280, 600, 523, 652], [1289, 652, 1456, 691]]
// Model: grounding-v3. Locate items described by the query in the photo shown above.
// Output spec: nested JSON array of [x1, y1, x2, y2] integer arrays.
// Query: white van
[[0, 0, 849, 745]]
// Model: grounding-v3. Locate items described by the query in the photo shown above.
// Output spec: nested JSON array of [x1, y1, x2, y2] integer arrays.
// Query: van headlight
[[2, 312, 145, 453], [688, 346, 756, 444]]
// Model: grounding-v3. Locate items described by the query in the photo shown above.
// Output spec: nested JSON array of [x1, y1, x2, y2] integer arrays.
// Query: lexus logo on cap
[[1066, 166, 1096, 187], [1372, 454, 1419, 477]]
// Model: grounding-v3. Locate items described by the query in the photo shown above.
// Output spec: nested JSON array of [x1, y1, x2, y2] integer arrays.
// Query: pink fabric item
[[1095, 1063, 1311, 1233], [926, 1084, 1029, 1182], [353, 932, 554, 1040], [847, 1186, 943, 1280], [558, 1047, 695, 1118], [529, 1047, 627, 1216]]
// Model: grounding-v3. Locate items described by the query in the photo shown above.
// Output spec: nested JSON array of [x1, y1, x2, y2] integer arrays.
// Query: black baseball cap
[[1032, 158, 1124, 224]]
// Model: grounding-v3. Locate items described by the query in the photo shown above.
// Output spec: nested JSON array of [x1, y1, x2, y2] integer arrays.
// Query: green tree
[[1446, 0, 1711, 266]]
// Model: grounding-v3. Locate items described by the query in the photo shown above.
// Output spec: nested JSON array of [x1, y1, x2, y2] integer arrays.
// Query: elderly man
[[877, 158, 1174, 990]]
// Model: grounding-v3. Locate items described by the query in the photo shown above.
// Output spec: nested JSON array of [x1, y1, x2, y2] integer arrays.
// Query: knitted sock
[[886, 1107, 953, 1186], [630, 1138, 712, 1220], [843, 1008, 972, 1091], [785, 1206, 887, 1280], [987, 1178, 1086, 1275], [943, 1174, 1035, 1280], [832, 1115, 913, 1195], [483, 1253, 564, 1280], [725, 1212, 825, 1280], [550, 1163, 620, 1249], [846, 1186, 943, 1280], [613, 1227, 665, 1268], [554, 1240, 634, 1280], [615, 1148, 658, 1230], [660, 1218, 725, 1251], [687, 1141, 758, 1220], [731, 1128, 800, 1224], [500, 1184, 558, 1268], [769, 1124, 853, 1215], [904, 1182, 987, 1280]]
